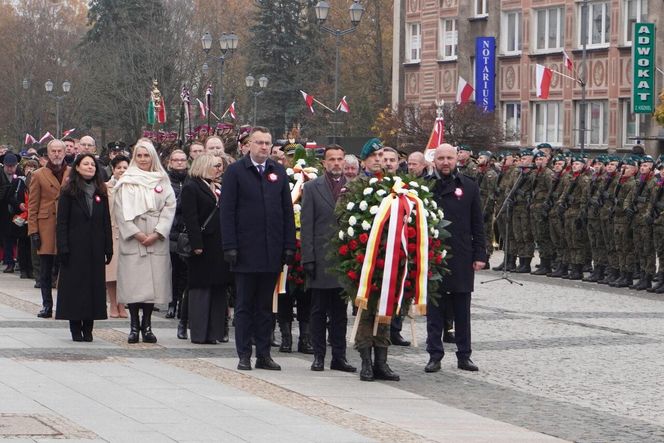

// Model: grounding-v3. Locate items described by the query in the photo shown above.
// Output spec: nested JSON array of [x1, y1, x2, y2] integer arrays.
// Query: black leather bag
[[176, 204, 218, 258]]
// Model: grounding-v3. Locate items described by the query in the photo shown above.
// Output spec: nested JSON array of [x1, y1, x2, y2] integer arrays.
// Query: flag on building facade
[[536, 64, 553, 99], [456, 77, 475, 104], [563, 50, 574, 72]]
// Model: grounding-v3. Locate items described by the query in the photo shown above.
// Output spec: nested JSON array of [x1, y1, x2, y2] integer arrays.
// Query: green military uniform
[[511, 149, 536, 272], [476, 152, 498, 263], [584, 159, 609, 282], [458, 159, 478, 179], [529, 155, 555, 274], [597, 161, 622, 284], [646, 174, 664, 293], [492, 157, 518, 271], [549, 166, 572, 277], [610, 159, 638, 288]]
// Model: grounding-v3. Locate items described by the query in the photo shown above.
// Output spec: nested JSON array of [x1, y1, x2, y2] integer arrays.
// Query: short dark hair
[[248, 126, 271, 138], [110, 154, 130, 169], [324, 144, 345, 158], [62, 137, 75, 143]]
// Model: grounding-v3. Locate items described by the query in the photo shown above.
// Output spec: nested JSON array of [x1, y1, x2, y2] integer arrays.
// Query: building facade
[[392, 0, 664, 153]]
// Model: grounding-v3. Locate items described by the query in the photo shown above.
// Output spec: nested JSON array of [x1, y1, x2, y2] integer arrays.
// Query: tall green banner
[[632, 23, 655, 114]]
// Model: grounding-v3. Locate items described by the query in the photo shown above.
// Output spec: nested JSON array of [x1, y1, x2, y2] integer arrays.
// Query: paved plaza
[[1, 252, 663, 442]]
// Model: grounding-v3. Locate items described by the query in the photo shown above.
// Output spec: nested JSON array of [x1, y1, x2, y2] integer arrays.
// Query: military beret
[[536, 143, 552, 150], [552, 155, 566, 163], [640, 155, 655, 163], [608, 155, 622, 163], [622, 156, 639, 166], [359, 138, 383, 160], [457, 144, 472, 152], [570, 154, 585, 163], [478, 150, 492, 158], [533, 150, 547, 159], [518, 148, 533, 157], [593, 155, 608, 165]]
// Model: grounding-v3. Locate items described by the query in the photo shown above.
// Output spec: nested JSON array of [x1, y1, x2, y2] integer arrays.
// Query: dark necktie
[[257, 164, 264, 175]]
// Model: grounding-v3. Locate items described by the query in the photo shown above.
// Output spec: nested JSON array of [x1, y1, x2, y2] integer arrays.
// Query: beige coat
[[27, 166, 71, 255], [114, 176, 176, 304], [104, 178, 119, 282]]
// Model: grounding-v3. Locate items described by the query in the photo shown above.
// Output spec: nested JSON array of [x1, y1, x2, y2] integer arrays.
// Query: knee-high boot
[[127, 304, 140, 344], [372, 347, 400, 381], [141, 303, 157, 343]]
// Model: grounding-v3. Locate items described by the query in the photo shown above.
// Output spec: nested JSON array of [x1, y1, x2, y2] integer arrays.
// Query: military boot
[[647, 272, 664, 293], [278, 321, 292, 353], [532, 258, 551, 276], [568, 264, 583, 280], [629, 274, 643, 290], [491, 256, 506, 271], [127, 304, 140, 344], [583, 265, 603, 282], [656, 281, 664, 294], [515, 257, 532, 273], [598, 267, 617, 285], [636, 274, 652, 291], [297, 321, 314, 354], [358, 347, 374, 381], [506, 255, 518, 272], [613, 272, 633, 288], [550, 263, 568, 278], [547, 261, 560, 277], [372, 347, 400, 381]]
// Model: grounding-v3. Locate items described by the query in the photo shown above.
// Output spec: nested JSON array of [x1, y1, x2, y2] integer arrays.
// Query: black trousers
[[2, 234, 15, 265], [426, 292, 472, 361], [277, 286, 311, 323], [390, 314, 404, 336], [188, 284, 228, 343], [40, 255, 57, 309], [169, 253, 188, 309], [310, 288, 348, 360], [234, 272, 279, 359], [17, 236, 32, 274]]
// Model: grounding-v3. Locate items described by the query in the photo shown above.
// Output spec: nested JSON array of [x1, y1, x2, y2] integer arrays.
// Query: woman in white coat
[[114, 138, 175, 343]]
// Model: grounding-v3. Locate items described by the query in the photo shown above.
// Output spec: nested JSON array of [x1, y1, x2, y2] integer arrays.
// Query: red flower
[[370, 283, 379, 292], [435, 254, 443, 265], [348, 240, 359, 251], [434, 239, 442, 249], [347, 270, 359, 281], [428, 250, 435, 259], [359, 233, 369, 244], [296, 266, 304, 273], [407, 227, 416, 239], [355, 254, 365, 264], [339, 245, 349, 256], [407, 243, 416, 253], [376, 259, 385, 269], [296, 278, 305, 285], [294, 252, 301, 262], [408, 270, 417, 279], [428, 271, 434, 278], [404, 280, 412, 288]]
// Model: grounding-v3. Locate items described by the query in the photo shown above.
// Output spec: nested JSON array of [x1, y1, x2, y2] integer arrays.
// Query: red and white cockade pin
[[12, 174, 18, 180], [267, 173, 278, 182], [214, 188, 221, 196], [94, 195, 101, 203], [155, 185, 163, 193], [454, 187, 463, 200]]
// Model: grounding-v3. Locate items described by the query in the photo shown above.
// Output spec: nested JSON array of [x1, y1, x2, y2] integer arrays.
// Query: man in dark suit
[[221, 127, 296, 371], [301, 145, 356, 373], [426, 144, 487, 373]]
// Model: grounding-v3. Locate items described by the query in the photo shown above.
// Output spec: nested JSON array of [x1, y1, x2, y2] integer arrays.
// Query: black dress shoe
[[165, 305, 176, 319], [391, 333, 410, 347], [424, 358, 441, 373], [311, 355, 324, 371], [177, 321, 188, 340], [34, 281, 41, 288], [82, 332, 93, 342], [37, 308, 52, 318], [330, 358, 357, 373], [3, 264, 15, 274], [237, 357, 252, 370], [457, 358, 478, 372], [443, 331, 456, 343], [255, 356, 281, 370]]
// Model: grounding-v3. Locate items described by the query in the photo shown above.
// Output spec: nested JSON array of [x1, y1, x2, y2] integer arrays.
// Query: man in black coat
[[426, 144, 487, 373], [221, 127, 296, 371]]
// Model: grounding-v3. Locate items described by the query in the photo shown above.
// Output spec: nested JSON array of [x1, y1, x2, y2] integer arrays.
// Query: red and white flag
[[563, 50, 574, 72], [301, 90, 315, 113], [536, 64, 553, 99], [62, 128, 76, 138], [337, 96, 350, 113], [156, 97, 166, 124], [196, 99, 206, 118], [456, 76, 475, 104], [38, 132, 53, 144], [227, 101, 237, 120], [426, 117, 445, 150], [24, 133, 36, 146]]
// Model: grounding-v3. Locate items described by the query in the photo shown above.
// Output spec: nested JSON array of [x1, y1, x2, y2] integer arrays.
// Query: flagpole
[[579, 0, 588, 155], [299, 90, 336, 113]]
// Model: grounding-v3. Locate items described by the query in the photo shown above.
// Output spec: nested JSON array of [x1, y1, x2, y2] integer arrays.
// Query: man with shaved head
[[425, 143, 486, 373], [78, 136, 96, 155]]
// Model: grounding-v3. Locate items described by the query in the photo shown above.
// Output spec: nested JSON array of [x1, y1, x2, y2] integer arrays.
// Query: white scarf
[[115, 166, 167, 221]]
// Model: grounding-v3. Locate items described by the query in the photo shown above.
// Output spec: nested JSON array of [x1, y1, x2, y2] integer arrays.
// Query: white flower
[[286, 168, 294, 176], [442, 249, 447, 258], [410, 189, 419, 197], [430, 213, 438, 223], [407, 216, 413, 223], [424, 198, 429, 206], [409, 181, 420, 188], [437, 210, 444, 219], [422, 209, 429, 217], [293, 204, 301, 213], [433, 229, 439, 239], [370, 206, 379, 215], [293, 173, 303, 181], [430, 226, 436, 235], [346, 202, 355, 211], [348, 216, 357, 226], [383, 176, 392, 181], [289, 182, 295, 191], [296, 159, 306, 166], [369, 177, 379, 185], [431, 200, 438, 209], [363, 188, 373, 196], [339, 231, 345, 240], [359, 201, 368, 211], [376, 189, 386, 197], [421, 185, 429, 192], [361, 220, 371, 231], [347, 227, 355, 237]]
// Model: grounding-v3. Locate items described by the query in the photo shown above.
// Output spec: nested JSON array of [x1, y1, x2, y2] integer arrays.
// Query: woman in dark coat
[[55, 154, 113, 342], [180, 153, 231, 344]]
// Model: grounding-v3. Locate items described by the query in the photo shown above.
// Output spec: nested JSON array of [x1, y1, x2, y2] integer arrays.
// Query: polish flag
[[38, 132, 53, 144], [62, 128, 76, 137], [456, 76, 475, 104], [196, 98, 206, 118], [301, 90, 315, 113], [426, 117, 445, 150], [536, 64, 553, 99], [337, 96, 350, 113], [563, 50, 574, 72], [227, 101, 237, 120], [24, 133, 36, 146]]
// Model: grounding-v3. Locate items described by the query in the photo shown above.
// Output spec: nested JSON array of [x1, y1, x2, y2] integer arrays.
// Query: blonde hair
[[131, 138, 167, 175], [189, 153, 219, 179]]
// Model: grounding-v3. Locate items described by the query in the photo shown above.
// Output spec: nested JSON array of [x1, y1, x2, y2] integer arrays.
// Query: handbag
[[176, 202, 219, 258]]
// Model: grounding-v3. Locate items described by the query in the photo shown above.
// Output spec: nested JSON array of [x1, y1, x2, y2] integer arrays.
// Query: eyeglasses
[[171, 158, 187, 162], [251, 141, 272, 147]]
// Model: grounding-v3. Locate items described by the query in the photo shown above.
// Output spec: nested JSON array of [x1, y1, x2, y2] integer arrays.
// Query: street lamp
[[314, 0, 364, 142], [246, 74, 268, 126], [22, 78, 30, 90], [201, 31, 239, 119], [45, 79, 71, 138]]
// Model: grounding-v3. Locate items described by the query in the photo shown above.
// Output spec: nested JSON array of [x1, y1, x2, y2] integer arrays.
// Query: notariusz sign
[[475, 37, 495, 112], [632, 23, 655, 114]]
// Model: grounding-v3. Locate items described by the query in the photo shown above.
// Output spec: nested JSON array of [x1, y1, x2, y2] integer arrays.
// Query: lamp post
[[201, 31, 239, 122], [45, 79, 71, 139], [245, 74, 268, 126], [314, 0, 364, 142]]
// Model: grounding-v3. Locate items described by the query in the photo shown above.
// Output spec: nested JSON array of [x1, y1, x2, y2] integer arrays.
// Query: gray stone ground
[[1, 250, 663, 442]]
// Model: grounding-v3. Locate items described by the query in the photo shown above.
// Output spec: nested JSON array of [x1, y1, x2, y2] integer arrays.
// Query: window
[[575, 100, 608, 146], [501, 11, 522, 54], [533, 101, 563, 145], [534, 7, 564, 51], [503, 103, 521, 143], [623, 0, 648, 45], [578, 1, 610, 47], [474, 0, 487, 17], [406, 22, 421, 63], [622, 99, 641, 147], [439, 18, 458, 60]]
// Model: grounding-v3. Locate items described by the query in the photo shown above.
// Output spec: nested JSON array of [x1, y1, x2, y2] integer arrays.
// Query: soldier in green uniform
[[457, 145, 478, 179], [596, 156, 622, 285], [609, 157, 639, 288], [477, 151, 498, 268], [583, 156, 609, 282], [529, 150, 555, 275], [626, 155, 657, 290], [646, 157, 664, 293], [550, 154, 574, 278], [556, 155, 591, 280], [510, 149, 536, 273], [492, 152, 518, 272], [545, 155, 567, 276]]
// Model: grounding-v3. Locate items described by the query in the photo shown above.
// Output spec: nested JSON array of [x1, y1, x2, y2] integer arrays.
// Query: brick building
[[391, 0, 664, 153]]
